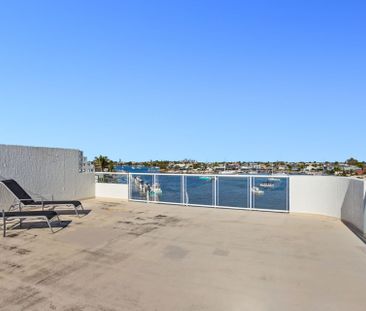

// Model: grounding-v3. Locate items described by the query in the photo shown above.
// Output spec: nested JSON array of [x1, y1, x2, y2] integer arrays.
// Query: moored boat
[[199, 176, 212, 181], [259, 182, 275, 188], [251, 186, 264, 195], [268, 178, 281, 182]]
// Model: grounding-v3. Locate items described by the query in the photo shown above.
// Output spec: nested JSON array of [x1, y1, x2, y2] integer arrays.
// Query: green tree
[[108, 161, 115, 172], [94, 155, 111, 172], [346, 157, 359, 166]]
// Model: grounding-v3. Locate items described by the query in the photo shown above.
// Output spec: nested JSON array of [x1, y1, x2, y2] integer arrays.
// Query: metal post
[[181, 175, 185, 204], [128, 173, 131, 200], [249, 177, 253, 209], [213, 176, 217, 207], [184, 175, 188, 206], [247, 177, 250, 208], [286, 177, 289, 211], [146, 175, 150, 202], [153, 174, 156, 202]]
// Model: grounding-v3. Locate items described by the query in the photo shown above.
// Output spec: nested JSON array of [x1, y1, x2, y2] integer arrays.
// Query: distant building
[[305, 165, 316, 172], [79, 154, 94, 173]]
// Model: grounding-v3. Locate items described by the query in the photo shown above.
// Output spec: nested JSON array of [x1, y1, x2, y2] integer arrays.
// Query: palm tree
[[94, 155, 110, 172], [108, 161, 115, 172]]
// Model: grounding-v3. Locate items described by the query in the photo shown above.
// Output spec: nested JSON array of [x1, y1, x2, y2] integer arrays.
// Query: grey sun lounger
[[1, 209, 60, 237], [0, 179, 84, 216]]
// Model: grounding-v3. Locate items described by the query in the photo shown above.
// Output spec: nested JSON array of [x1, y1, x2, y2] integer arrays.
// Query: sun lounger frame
[[1, 209, 60, 237], [0, 180, 84, 216]]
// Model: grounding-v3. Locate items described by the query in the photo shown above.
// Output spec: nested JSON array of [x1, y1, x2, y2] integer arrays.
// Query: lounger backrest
[[1, 179, 35, 204]]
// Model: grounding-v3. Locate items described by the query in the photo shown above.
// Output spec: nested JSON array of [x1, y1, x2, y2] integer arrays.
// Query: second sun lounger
[[0, 179, 84, 216], [1, 209, 60, 237]]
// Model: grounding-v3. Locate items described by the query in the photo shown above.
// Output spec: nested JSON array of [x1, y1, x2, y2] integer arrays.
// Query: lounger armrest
[[19, 199, 44, 206], [27, 191, 51, 201], [19, 197, 47, 203]]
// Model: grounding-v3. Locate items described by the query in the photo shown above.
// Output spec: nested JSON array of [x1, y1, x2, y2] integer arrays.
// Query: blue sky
[[0, 0, 365, 162]]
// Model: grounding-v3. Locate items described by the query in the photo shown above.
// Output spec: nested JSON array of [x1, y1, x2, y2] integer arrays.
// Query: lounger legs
[[75, 203, 85, 216], [44, 217, 54, 233], [74, 206, 80, 217], [1, 215, 60, 237]]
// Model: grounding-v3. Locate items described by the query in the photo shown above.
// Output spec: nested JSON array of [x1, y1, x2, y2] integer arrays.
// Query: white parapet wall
[[3, 145, 365, 235], [340, 178, 366, 233], [290, 176, 366, 233], [95, 183, 129, 200], [0, 144, 95, 209]]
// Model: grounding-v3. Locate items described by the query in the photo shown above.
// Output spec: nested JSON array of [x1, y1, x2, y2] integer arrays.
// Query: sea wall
[[0, 144, 95, 210]]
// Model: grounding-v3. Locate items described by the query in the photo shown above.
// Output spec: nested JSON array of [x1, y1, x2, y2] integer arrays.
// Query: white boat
[[251, 187, 264, 195], [150, 183, 162, 195], [134, 176, 143, 186], [199, 176, 212, 181], [259, 182, 275, 188], [268, 178, 281, 182]]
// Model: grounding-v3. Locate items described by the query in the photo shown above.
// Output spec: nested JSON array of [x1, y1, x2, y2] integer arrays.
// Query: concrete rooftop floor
[[1, 199, 366, 311]]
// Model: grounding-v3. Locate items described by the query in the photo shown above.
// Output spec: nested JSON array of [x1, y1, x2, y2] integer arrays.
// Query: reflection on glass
[[154, 175, 182, 204], [96, 174, 128, 184], [130, 174, 153, 200], [185, 176, 214, 206], [217, 177, 249, 208], [252, 177, 288, 211], [127, 174, 289, 212]]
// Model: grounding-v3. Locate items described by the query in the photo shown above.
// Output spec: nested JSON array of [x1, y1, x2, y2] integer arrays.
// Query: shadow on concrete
[[54, 209, 91, 217], [340, 179, 366, 243], [342, 220, 366, 244], [12, 220, 71, 232]]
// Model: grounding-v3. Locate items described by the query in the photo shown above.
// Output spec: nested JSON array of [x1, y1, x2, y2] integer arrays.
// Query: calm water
[[129, 174, 289, 211], [115, 165, 160, 173]]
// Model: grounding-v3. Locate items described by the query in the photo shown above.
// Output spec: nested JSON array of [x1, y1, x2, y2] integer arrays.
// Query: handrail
[[128, 172, 289, 178]]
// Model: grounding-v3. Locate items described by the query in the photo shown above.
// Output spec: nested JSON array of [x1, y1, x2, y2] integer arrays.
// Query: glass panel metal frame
[[124, 173, 289, 212]]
